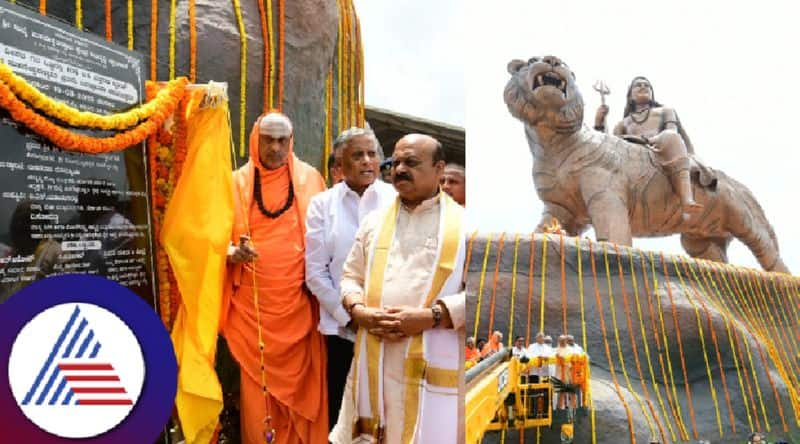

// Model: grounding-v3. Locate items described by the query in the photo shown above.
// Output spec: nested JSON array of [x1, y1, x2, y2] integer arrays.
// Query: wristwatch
[[431, 304, 442, 328], [346, 301, 364, 316]]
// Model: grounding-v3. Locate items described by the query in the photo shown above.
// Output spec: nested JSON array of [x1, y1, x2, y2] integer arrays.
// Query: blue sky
[[355, 0, 800, 272]]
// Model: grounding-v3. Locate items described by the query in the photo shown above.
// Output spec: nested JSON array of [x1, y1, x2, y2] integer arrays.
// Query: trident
[[593, 80, 610, 105]]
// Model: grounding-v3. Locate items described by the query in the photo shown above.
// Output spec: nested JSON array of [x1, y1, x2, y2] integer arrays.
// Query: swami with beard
[[330, 134, 466, 443]]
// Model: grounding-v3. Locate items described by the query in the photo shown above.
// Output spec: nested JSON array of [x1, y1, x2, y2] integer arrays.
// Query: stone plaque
[[0, 3, 154, 305]]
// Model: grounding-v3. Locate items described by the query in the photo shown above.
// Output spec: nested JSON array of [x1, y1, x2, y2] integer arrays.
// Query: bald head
[[391, 133, 445, 209]]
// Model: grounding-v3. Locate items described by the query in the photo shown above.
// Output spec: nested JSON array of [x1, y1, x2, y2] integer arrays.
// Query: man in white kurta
[[526, 332, 549, 382], [305, 127, 396, 432], [331, 134, 465, 444]]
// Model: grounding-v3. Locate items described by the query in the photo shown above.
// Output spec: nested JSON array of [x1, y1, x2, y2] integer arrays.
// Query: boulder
[[468, 233, 799, 443]]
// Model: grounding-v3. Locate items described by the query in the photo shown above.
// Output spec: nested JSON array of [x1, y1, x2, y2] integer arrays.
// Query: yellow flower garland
[[232, 0, 247, 157], [0, 62, 187, 130], [471, 233, 493, 339], [0, 78, 186, 153], [127, 0, 134, 50], [75, 0, 82, 30], [169, 0, 177, 80], [631, 251, 677, 442]]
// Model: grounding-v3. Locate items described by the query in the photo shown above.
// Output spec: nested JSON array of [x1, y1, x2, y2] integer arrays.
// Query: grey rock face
[[15, 0, 340, 168], [468, 233, 798, 443]]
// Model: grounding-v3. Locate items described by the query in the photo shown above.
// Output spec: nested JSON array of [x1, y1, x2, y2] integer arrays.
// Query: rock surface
[[468, 233, 799, 443], [16, 0, 340, 167]]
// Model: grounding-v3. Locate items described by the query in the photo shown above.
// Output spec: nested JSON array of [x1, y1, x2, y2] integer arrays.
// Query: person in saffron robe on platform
[[221, 112, 328, 444], [330, 134, 466, 444], [480, 330, 504, 358]]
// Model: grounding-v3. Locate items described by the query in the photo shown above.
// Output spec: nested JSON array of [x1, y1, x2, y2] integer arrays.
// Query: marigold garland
[[277, 0, 285, 109], [471, 233, 493, 339], [266, 0, 275, 110], [336, 0, 343, 131], [464, 230, 479, 278], [343, 0, 353, 126], [740, 268, 800, 423], [486, 232, 506, 335], [39, 0, 45, 15], [150, 0, 158, 80], [104, 0, 111, 41], [189, 0, 197, 83], [323, 67, 332, 182], [660, 252, 699, 439], [587, 239, 636, 444], [782, 276, 800, 329], [506, 234, 521, 348], [0, 63, 188, 130], [602, 243, 656, 438], [742, 269, 800, 395], [632, 251, 678, 442], [539, 234, 547, 333], [648, 251, 690, 440], [355, 12, 365, 125], [714, 264, 767, 430], [671, 257, 723, 437], [232, 0, 247, 157], [146, 83, 168, 324], [525, 233, 535, 345], [576, 238, 597, 444], [256, 0, 269, 111], [169, 0, 177, 80], [697, 261, 755, 432], [146, 82, 192, 329], [0, 79, 185, 153], [560, 233, 567, 333], [730, 266, 792, 427], [762, 274, 800, 371], [613, 244, 665, 443], [127, 0, 134, 50], [75, 0, 82, 30], [680, 258, 736, 434]]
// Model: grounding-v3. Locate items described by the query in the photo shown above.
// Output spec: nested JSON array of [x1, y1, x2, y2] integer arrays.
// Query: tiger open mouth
[[532, 71, 567, 94]]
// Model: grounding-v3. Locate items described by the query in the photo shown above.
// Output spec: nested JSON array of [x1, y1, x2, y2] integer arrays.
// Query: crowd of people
[[221, 111, 467, 444]]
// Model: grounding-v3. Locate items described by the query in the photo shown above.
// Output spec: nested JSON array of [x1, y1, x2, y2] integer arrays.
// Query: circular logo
[[8, 303, 146, 438], [0, 275, 177, 444]]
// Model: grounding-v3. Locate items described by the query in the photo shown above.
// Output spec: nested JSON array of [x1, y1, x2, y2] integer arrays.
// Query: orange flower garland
[[587, 239, 636, 444], [105, 0, 112, 41], [189, 0, 197, 83], [486, 232, 505, 334], [277, 0, 285, 109], [146, 81, 191, 328], [0, 78, 186, 153], [150, 0, 158, 80], [661, 252, 699, 439], [40, 0, 46, 15], [256, 0, 270, 112], [0, 63, 188, 130], [146, 83, 169, 324]]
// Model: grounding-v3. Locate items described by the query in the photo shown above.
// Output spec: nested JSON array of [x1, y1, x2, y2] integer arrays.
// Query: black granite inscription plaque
[[0, 3, 154, 304]]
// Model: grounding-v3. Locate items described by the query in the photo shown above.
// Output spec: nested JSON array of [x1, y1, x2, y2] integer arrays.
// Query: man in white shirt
[[512, 335, 527, 359], [305, 127, 397, 432], [526, 332, 549, 382]]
